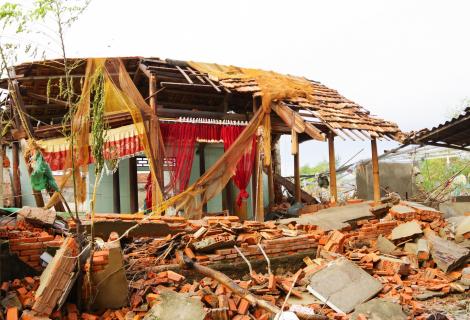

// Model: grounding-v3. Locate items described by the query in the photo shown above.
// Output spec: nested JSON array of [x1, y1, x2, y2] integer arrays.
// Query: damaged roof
[[405, 107, 470, 151], [1, 56, 403, 141]]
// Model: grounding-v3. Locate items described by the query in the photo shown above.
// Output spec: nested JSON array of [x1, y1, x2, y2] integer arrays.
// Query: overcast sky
[[5, 0, 470, 175]]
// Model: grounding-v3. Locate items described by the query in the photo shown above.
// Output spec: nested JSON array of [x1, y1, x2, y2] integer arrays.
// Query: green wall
[[12, 144, 269, 217]]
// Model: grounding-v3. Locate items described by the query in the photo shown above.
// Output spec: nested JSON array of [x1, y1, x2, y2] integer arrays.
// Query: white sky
[[5, 0, 470, 175]]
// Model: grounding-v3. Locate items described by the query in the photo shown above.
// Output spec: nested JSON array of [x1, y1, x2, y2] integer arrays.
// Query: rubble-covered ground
[[1, 196, 469, 320]]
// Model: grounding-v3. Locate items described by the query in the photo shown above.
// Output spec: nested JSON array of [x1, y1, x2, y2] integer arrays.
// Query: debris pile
[[1, 218, 64, 271], [1, 198, 470, 320], [124, 217, 318, 277]]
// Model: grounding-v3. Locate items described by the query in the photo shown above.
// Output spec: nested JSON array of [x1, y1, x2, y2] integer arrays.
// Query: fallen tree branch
[[179, 252, 280, 315]]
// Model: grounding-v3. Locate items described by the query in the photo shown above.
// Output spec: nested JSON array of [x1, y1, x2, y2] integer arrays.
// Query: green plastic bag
[[30, 152, 59, 192]]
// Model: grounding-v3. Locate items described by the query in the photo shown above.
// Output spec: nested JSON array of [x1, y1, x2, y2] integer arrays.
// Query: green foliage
[[300, 161, 329, 175], [31, 0, 91, 27], [300, 156, 340, 175], [0, 2, 26, 32], [418, 156, 470, 192], [90, 71, 107, 175]]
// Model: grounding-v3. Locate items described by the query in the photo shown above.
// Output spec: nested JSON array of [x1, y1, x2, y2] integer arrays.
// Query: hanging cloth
[[146, 121, 197, 208], [30, 152, 60, 192], [166, 122, 198, 193], [221, 125, 256, 207]]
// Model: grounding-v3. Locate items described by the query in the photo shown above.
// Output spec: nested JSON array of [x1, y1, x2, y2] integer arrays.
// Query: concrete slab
[[92, 244, 129, 311], [390, 205, 415, 215], [143, 291, 205, 320], [402, 201, 440, 214], [280, 203, 374, 231], [455, 216, 470, 243], [350, 298, 406, 320], [424, 229, 470, 273], [376, 235, 396, 254], [403, 242, 417, 255], [307, 257, 382, 314], [391, 221, 422, 241], [439, 202, 470, 218]]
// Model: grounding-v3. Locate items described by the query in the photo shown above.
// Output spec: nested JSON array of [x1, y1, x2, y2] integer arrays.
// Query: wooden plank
[[294, 138, 301, 203], [138, 63, 152, 78], [272, 135, 283, 203], [272, 102, 325, 141], [348, 129, 365, 141], [25, 91, 68, 107], [12, 142, 22, 208], [204, 76, 223, 93], [273, 173, 317, 204], [371, 138, 381, 203], [175, 65, 193, 84], [9, 67, 46, 208], [255, 142, 264, 222], [328, 132, 338, 203], [338, 129, 356, 141], [149, 73, 163, 210], [186, 66, 206, 84]]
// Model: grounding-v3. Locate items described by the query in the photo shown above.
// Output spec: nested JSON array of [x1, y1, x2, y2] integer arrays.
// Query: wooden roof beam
[[271, 102, 325, 141], [25, 91, 68, 107]]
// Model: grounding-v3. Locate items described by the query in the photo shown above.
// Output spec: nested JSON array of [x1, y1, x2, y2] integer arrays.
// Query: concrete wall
[[356, 161, 418, 200], [88, 164, 114, 213], [11, 144, 268, 216]]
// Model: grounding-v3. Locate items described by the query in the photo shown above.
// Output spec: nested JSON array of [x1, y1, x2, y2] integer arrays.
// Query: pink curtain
[[221, 126, 256, 207]]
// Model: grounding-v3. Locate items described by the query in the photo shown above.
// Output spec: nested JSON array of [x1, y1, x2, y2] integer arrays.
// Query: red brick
[[20, 249, 43, 256], [228, 298, 238, 312], [38, 236, 54, 242], [10, 238, 36, 244], [6, 307, 18, 320], [184, 247, 196, 260], [16, 286, 28, 296], [92, 255, 108, 266], [1, 281, 9, 292], [167, 270, 185, 282], [238, 298, 250, 315]]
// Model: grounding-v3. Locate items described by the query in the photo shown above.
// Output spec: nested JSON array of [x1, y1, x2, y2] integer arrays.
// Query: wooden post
[[149, 73, 161, 210], [251, 96, 260, 219], [0, 119, 3, 208], [328, 132, 338, 203], [198, 143, 208, 213], [9, 68, 46, 208], [293, 132, 301, 203], [251, 137, 259, 220], [12, 143, 22, 208], [129, 157, 138, 212], [371, 138, 381, 203], [255, 142, 264, 222], [113, 168, 121, 213], [272, 135, 283, 203]]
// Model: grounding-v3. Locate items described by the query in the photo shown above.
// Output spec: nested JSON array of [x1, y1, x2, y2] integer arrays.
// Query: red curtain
[[164, 122, 198, 194], [221, 126, 256, 207], [146, 122, 251, 209]]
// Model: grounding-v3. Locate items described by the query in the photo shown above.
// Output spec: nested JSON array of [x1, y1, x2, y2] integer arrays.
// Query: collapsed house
[[0, 57, 468, 320], [0, 57, 402, 218]]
